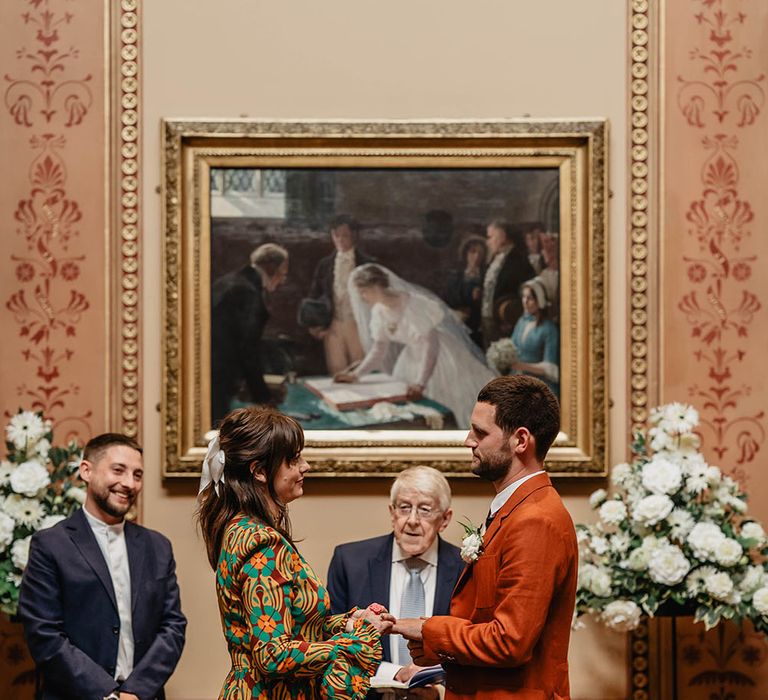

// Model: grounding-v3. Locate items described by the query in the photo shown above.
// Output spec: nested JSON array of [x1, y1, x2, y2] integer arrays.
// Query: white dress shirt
[[332, 249, 356, 320], [487, 470, 546, 525], [83, 508, 134, 680], [376, 536, 440, 681]]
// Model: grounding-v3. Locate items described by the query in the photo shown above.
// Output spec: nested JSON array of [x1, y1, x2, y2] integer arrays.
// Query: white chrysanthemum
[[610, 532, 631, 555], [610, 463, 634, 488], [3, 494, 44, 528], [753, 587, 768, 616], [648, 427, 674, 453], [685, 475, 709, 495], [713, 538, 743, 567], [33, 438, 51, 459], [686, 565, 718, 595], [600, 600, 642, 632], [9, 459, 51, 497], [741, 521, 766, 545], [5, 411, 47, 450], [590, 536, 610, 556], [739, 566, 766, 595], [599, 499, 627, 526], [0, 460, 14, 487], [688, 522, 725, 560], [632, 494, 674, 526], [704, 571, 734, 601], [589, 489, 608, 509], [651, 402, 699, 434], [642, 457, 683, 495], [11, 535, 31, 570], [705, 466, 722, 485], [66, 486, 86, 504], [648, 543, 691, 586], [38, 514, 66, 530], [667, 509, 695, 540], [0, 512, 15, 552]]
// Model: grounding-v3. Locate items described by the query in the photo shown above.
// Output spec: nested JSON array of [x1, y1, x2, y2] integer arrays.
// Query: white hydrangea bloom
[[599, 499, 627, 526], [600, 600, 642, 632], [713, 538, 742, 567], [632, 494, 674, 526], [741, 521, 766, 545], [5, 411, 47, 450], [11, 535, 32, 570], [589, 489, 608, 509], [648, 543, 691, 586], [642, 457, 683, 495], [704, 571, 734, 601], [753, 587, 768, 616], [9, 459, 51, 497], [0, 512, 15, 552]]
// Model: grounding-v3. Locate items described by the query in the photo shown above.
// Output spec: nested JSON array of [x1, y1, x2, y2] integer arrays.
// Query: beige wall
[[141, 2, 628, 698]]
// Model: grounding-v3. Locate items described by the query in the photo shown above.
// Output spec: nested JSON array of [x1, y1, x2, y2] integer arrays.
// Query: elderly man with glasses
[[327, 465, 463, 687]]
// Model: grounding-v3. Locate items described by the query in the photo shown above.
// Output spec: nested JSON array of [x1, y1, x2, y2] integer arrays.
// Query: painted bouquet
[[0, 410, 84, 614], [486, 338, 519, 375], [576, 403, 768, 634]]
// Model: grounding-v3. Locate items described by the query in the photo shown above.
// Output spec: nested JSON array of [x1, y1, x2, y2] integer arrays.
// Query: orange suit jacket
[[422, 472, 577, 699]]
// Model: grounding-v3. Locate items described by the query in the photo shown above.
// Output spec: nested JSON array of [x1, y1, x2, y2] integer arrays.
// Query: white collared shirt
[[488, 470, 546, 523], [332, 249, 356, 320], [376, 537, 440, 680], [83, 507, 134, 680]]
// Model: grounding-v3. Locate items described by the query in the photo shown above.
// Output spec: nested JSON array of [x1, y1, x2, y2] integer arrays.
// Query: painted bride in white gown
[[334, 264, 496, 428]]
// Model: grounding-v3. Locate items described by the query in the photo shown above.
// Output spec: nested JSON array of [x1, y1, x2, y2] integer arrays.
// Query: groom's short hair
[[477, 376, 560, 461]]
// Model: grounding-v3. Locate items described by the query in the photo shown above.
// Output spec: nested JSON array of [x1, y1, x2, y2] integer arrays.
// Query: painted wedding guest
[[335, 264, 496, 429], [480, 220, 536, 348], [327, 466, 462, 687], [19, 433, 186, 700], [302, 215, 376, 375], [510, 277, 560, 397], [445, 235, 488, 349], [394, 376, 577, 700], [196, 406, 393, 700], [210, 242, 290, 425]]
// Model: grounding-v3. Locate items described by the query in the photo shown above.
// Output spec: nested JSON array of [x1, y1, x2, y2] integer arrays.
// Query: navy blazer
[[18, 508, 187, 700], [327, 533, 463, 663]]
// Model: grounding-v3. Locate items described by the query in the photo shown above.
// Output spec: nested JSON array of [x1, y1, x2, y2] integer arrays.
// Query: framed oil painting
[[162, 119, 607, 477]]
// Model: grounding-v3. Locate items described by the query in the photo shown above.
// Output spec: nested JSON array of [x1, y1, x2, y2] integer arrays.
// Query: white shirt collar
[[391, 534, 439, 567], [335, 248, 356, 262], [489, 470, 546, 518], [83, 505, 125, 536]]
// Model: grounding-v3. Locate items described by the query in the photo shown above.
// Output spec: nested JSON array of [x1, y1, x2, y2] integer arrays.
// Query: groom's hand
[[392, 617, 425, 640]]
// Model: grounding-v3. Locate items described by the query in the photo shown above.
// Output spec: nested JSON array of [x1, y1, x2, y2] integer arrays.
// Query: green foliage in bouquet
[[0, 410, 84, 614], [575, 403, 768, 634]]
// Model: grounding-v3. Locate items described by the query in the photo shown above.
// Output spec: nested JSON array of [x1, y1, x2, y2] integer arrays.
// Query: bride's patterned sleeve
[[229, 526, 381, 681]]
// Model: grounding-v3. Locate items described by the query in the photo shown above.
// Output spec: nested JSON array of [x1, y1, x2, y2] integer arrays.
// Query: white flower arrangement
[[458, 518, 484, 563], [575, 402, 768, 633], [0, 410, 83, 614], [485, 338, 519, 375]]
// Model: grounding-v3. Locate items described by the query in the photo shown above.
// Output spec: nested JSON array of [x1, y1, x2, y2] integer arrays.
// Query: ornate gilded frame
[[161, 119, 607, 477]]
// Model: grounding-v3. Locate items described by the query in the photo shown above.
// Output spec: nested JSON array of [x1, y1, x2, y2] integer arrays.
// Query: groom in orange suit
[[394, 375, 578, 699]]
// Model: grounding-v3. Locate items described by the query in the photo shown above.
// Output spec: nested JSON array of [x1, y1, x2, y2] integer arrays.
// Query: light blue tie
[[398, 558, 426, 664]]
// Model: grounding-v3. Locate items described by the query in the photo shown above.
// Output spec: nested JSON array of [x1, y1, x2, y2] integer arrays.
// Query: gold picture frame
[[162, 119, 607, 477]]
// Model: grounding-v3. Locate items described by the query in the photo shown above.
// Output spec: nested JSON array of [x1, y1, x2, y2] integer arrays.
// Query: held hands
[[346, 603, 395, 634]]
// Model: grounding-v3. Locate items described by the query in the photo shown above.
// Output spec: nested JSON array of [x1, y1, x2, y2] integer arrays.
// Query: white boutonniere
[[459, 518, 484, 563]]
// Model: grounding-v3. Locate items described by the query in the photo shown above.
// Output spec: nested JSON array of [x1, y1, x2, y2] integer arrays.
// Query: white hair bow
[[199, 433, 226, 495]]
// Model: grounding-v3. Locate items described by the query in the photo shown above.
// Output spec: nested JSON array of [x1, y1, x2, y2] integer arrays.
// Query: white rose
[[623, 547, 650, 571], [648, 543, 691, 586], [714, 538, 743, 567], [589, 489, 608, 509], [600, 600, 642, 632], [589, 568, 612, 597], [704, 571, 734, 601], [642, 457, 683, 495], [11, 535, 32, 570], [599, 499, 628, 526], [753, 587, 768, 616], [38, 514, 66, 530], [460, 533, 482, 563], [741, 521, 766, 545], [632, 494, 674, 526], [688, 522, 725, 560], [0, 512, 15, 551], [66, 486, 86, 504], [9, 460, 51, 497]]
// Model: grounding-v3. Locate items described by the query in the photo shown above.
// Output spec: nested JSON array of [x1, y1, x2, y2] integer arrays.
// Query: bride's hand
[[334, 372, 357, 383], [347, 608, 395, 634]]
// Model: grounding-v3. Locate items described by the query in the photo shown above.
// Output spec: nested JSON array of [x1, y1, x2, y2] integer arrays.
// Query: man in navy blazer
[[19, 433, 186, 700], [327, 466, 463, 685]]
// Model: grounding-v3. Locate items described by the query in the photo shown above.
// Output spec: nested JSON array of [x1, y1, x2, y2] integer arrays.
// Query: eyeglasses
[[392, 503, 440, 520]]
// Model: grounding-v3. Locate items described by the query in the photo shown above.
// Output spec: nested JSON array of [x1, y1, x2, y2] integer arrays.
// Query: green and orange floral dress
[[215, 516, 381, 699]]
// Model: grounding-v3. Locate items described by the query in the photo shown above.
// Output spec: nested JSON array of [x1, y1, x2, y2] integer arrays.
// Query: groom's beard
[[471, 445, 512, 482]]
